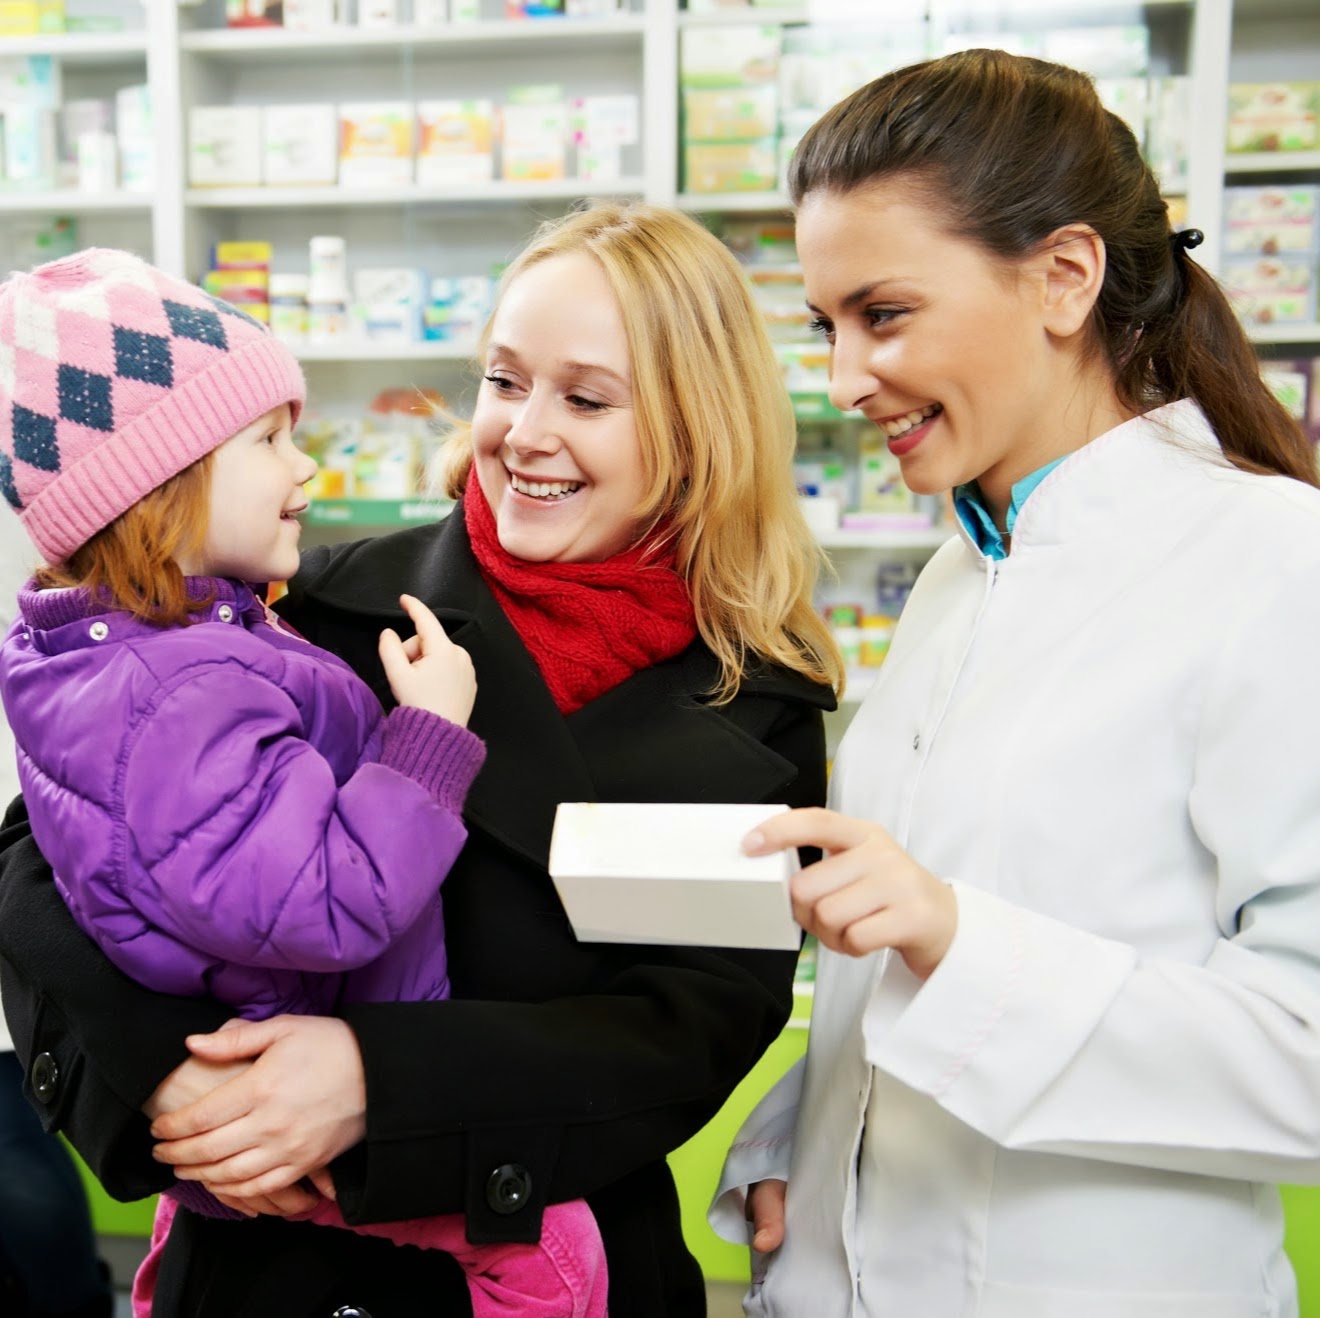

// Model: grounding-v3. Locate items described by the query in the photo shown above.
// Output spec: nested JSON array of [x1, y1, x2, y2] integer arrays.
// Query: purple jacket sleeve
[[118, 665, 484, 974]]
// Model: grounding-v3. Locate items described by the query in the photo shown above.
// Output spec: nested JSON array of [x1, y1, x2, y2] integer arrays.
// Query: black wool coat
[[0, 507, 833, 1317]]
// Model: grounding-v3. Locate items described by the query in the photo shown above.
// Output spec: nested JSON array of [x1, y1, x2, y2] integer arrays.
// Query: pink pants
[[133, 1191, 608, 1317]]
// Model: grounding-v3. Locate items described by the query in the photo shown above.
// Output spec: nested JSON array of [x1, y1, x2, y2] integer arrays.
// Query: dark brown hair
[[34, 455, 215, 626], [789, 49, 1316, 486]]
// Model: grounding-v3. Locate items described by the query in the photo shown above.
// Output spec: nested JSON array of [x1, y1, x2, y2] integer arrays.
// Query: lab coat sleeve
[[863, 550, 1320, 1184], [708, 1054, 804, 1243]]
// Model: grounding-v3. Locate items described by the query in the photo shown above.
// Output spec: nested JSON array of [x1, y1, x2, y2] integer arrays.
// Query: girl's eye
[[483, 373, 517, 391], [568, 395, 608, 413], [806, 316, 835, 343]]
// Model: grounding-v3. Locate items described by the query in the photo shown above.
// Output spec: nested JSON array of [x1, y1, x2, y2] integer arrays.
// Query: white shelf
[[1247, 323, 1320, 345], [0, 31, 147, 63], [676, 0, 1192, 21], [1224, 151, 1320, 174], [186, 177, 646, 210], [180, 16, 644, 60], [677, 191, 791, 213], [295, 341, 475, 363], [677, 5, 809, 24], [0, 189, 151, 214], [818, 526, 951, 552]]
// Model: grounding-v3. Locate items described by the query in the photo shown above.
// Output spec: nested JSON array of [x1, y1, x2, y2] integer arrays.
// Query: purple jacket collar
[[18, 577, 267, 645]]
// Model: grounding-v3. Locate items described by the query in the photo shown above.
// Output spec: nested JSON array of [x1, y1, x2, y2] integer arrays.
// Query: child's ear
[[1030, 224, 1106, 340]]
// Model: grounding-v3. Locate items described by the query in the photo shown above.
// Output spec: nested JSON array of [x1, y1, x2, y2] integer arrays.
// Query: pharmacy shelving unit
[[1229, 0, 1320, 356], [3, 0, 1316, 538], [0, 24, 152, 269]]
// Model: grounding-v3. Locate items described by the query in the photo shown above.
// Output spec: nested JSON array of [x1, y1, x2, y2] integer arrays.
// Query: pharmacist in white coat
[[711, 49, 1320, 1318]]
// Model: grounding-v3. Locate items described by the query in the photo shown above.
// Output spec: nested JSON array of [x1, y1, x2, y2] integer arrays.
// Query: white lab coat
[[712, 400, 1320, 1317]]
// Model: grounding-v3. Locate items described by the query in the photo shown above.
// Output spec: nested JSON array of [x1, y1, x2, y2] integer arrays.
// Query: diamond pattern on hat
[[53, 306, 116, 377], [206, 295, 264, 332], [114, 326, 173, 389], [13, 404, 60, 473], [0, 451, 20, 511], [54, 280, 111, 323], [14, 297, 59, 361], [58, 364, 114, 432], [86, 249, 159, 293], [164, 300, 227, 351]]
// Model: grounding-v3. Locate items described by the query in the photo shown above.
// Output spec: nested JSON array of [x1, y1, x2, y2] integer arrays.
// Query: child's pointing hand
[[378, 594, 477, 728]]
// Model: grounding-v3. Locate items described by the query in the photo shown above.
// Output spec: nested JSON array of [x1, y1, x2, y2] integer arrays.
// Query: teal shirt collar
[[953, 457, 1067, 560]]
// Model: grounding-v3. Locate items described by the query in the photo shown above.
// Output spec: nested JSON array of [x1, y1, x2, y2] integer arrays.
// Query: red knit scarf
[[463, 476, 698, 714]]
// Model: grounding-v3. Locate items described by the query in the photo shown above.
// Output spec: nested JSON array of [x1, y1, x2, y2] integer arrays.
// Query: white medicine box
[[262, 104, 338, 186], [189, 106, 263, 188], [548, 802, 801, 951]]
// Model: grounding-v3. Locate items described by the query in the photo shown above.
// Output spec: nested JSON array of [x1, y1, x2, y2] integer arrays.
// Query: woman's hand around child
[[143, 1023, 320, 1216], [743, 808, 957, 979], [378, 593, 477, 727], [148, 1014, 367, 1203]]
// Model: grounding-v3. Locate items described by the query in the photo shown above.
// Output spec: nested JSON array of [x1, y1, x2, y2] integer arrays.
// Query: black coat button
[[485, 1163, 532, 1215], [30, 1052, 59, 1105]]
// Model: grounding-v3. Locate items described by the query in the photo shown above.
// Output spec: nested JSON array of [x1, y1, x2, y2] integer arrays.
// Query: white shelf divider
[[179, 16, 644, 60], [817, 527, 952, 552], [0, 190, 151, 214], [1224, 151, 1320, 174], [0, 31, 146, 62], [295, 341, 476, 363], [185, 177, 647, 210], [1248, 323, 1320, 346], [677, 191, 791, 213]]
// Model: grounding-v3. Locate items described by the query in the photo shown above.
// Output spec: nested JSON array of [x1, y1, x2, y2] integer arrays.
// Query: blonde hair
[[33, 455, 215, 626], [437, 201, 843, 703]]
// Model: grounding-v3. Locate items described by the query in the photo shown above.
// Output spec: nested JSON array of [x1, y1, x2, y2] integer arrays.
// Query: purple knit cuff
[[166, 1179, 247, 1222], [381, 707, 486, 813]]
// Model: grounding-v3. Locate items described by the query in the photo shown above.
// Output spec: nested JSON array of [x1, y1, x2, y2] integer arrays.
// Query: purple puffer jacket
[[0, 577, 485, 1020]]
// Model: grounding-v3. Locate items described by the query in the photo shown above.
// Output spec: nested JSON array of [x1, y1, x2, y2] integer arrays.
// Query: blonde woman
[[0, 203, 842, 1318]]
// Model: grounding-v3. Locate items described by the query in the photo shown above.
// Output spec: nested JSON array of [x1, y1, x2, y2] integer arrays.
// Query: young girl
[[712, 49, 1320, 1316], [0, 248, 605, 1318]]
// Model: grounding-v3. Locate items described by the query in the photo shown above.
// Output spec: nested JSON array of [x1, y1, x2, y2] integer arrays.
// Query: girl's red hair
[[34, 454, 215, 626]]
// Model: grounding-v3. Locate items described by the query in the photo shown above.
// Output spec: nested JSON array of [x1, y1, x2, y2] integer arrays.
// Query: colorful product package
[[1223, 186, 1320, 257], [1227, 82, 1320, 154], [339, 102, 413, 188], [1222, 256, 1318, 325], [416, 100, 494, 185]]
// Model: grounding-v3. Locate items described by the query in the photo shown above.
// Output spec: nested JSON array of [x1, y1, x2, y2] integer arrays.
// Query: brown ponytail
[[789, 49, 1316, 487]]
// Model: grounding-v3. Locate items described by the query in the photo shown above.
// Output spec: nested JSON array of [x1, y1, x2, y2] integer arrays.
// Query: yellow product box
[[1226, 82, 1320, 154], [416, 99, 494, 185], [0, 1, 63, 34], [212, 240, 273, 270], [339, 102, 413, 188], [203, 268, 269, 295], [683, 86, 779, 141], [683, 139, 777, 193], [307, 466, 348, 501]]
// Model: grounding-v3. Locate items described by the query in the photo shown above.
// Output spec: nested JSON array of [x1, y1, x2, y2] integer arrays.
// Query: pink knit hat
[[0, 247, 306, 564]]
